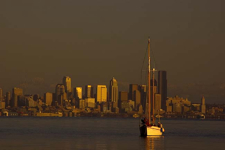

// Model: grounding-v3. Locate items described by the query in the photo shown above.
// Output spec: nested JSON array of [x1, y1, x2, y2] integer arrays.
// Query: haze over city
[[0, 0, 225, 103]]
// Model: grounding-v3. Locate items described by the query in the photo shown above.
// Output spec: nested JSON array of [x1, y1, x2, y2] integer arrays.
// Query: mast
[[152, 68, 155, 124], [148, 38, 151, 124]]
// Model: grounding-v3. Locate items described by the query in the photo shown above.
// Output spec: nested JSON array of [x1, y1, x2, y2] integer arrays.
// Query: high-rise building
[[6, 92, 11, 107], [158, 71, 167, 111], [85, 98, 95, 108], [96, 85, 107, 103], [201, 96, 206, 114], [109, 77, 118, 108], [134, 90, 141, 109], [75, 87, 82, 100], [139, 85, 147, 113], [154, 94, 161, 115], [55, 84, 65, 105], [129, 84, 138, 100], [44, 92, 53, 106], [85, 85, 94, 98], [12, 87, 23, 107], [63, 76, 72, 93]]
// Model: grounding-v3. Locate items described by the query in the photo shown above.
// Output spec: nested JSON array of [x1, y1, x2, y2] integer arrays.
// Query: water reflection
[[143, 136, 165, 150]]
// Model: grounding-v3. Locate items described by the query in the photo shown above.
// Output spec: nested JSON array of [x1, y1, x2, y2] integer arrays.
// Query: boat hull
[[140, 125, 163, 136]]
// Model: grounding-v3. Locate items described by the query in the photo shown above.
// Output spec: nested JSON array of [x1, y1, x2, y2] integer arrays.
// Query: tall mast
[[152, 68, 155, 124], [148, 38, 151, 124]]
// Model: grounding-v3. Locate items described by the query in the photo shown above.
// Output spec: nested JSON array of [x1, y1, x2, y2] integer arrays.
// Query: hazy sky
[[0, 0, 224, 103]]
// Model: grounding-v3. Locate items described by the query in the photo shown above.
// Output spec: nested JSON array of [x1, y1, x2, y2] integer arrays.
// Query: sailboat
[[139, 38, 165, 136]]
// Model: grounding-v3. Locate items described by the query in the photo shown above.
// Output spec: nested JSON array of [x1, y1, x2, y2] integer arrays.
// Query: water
[[0, 117, 224, 150]]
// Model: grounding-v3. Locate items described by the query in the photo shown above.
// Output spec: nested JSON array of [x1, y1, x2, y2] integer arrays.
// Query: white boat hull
[[147, 126, 163, 136], [140, 125, 164, 136]]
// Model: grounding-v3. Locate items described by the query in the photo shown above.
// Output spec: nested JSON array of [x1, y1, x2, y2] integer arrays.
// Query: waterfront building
[[96, 85, 107, 103], [166, 95, 191, 113], [109, 77, 118, 108], [44, 92, 53, 106], [201, 96, 206, 114], [85, 85, 94, 98], [158, 71, 167, 111]]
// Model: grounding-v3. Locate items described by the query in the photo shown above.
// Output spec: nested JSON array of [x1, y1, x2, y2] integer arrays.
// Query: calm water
[[0, 117, 224, 150]]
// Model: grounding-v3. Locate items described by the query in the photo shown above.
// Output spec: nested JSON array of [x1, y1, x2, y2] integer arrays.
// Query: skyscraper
[[85, 85, 94, 98], [129, 84, 138, 100], [109, 77, 118, 108], [158, 71, 167, 111], [139, 85, 147, 113], [75, 87, 82, 100], [63, 76, 72, 93], [6, 92, 11, 107], [12, 87, 23, 107], [96, 85, 107, 103], [201, 96, 206, 114], [134, 90, 141, 109], [55, 84, 65, 105]]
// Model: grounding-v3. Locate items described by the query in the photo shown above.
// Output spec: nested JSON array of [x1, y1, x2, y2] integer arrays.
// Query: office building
[[55, 84, 65, 105], [158, 71, 167, 110], [6, 92, 11, 107], [85, 98, 95, 108], [85, 85, 94, 98], [63, 76, 72, 93], [96, 85, 107, 103], [129, 84, 138, 100], [44, 92, 53, 106], [109, 77, 118, 108], [74, 87, 82, 100], [201, 96, 206, 114], [12, 87, 23, 107]]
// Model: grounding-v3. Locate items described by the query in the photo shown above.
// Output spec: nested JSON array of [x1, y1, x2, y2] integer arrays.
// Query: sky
[[0, 0, 224, 103]]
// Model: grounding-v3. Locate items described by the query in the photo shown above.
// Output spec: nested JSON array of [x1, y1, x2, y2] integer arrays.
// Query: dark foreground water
[[0, 117, 224, 150]]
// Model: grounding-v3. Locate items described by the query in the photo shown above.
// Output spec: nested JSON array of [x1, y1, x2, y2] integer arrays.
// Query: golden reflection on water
[[144, 136, 165, 150]]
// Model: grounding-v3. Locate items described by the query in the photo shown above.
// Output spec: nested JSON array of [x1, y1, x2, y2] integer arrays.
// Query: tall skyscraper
[[6, 92, 11, 107], [158, 71, 167, 111], [201, 96, 206, 114], [75, 87, 82, 100], [129, 84, 138, 100], [134, 90, 141, 109], [139, 85, 147, 113], [109, 77, 118, 108], [63, 76, 72, 93], [96, 85, 107, 103], [55, 84, 65, 105], [12, 87, 23, 107], [85, 85, 94, 98]]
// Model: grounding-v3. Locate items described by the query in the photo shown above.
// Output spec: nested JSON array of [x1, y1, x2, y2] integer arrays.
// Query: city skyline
[[0, 1, 224, 103]]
